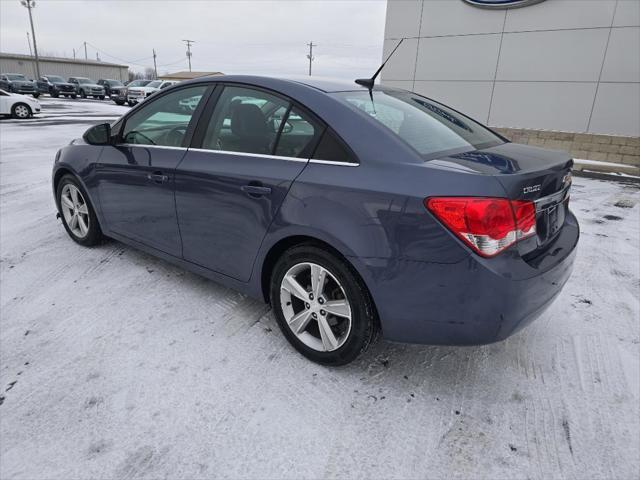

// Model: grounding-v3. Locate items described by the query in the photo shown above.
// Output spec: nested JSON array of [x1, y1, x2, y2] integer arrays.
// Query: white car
[[0, 88, 41, 119], [126, 80, 178, 106]]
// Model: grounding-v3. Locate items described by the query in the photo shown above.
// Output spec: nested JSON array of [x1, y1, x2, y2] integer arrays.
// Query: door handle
[[147, 172, 169, 184], [241, 183, 272, 197]]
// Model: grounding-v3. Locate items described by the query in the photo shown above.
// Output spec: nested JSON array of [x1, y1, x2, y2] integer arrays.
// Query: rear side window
[[312, 130, 357, 164], [334, 90, 503, 159], [274, 107, 322, 158], [201, 86, 290, 155]]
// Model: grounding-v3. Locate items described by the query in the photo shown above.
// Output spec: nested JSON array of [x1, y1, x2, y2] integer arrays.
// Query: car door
[[94, 84, 210, 257], [0, 75, 9, 91], [0, 90, 9, 114], [174, 84, 323, 281]]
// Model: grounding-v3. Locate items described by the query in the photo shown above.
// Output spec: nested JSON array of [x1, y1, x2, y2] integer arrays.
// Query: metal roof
[[0, 52, 128, 68]]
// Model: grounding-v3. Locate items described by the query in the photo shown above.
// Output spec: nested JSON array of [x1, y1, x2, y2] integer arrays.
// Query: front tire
[[56, 175, 103, 246], [80, 89, 87, 99], [270, 245, 378, 366], [32, 93, 40, 98], [11, 103, 31, 119], [71, 94, 77, 99], [98, 95, 105, 100]]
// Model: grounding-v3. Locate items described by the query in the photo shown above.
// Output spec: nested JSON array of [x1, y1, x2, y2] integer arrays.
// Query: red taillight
[[425, 197, 537, 257]]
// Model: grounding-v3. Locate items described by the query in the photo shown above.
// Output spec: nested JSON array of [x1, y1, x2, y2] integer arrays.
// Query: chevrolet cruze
[[52, 75, 579, 365]]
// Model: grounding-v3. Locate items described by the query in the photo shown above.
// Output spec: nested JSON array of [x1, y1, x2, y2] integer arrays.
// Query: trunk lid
[[430, 142, 573, 256]]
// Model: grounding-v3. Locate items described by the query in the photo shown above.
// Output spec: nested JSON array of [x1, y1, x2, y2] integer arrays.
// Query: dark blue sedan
[[52, 75, 579, 365]]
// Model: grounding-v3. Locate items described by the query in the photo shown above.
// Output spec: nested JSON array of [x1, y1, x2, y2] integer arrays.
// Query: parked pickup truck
[[37, 75, 77, 98], [0, 73, 39, 98], [126, 79, 177, 106]]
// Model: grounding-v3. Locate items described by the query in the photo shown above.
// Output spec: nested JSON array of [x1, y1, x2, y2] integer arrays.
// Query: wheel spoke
[[77, 215, 88, 236], [288, 309, 313, 334], [77, 203, 88, 215], [69, 213, 78, 230], [61, 194, 74, 210], [70, 187, 79, 206], [311, 264, 327, 299], [281, 274, 309, 302], [318, 316, 339, 351], [323, 300, 351, 319]]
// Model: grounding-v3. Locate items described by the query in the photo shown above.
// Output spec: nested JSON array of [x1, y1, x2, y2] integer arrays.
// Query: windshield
[[7, 74, 27, 81], [47, 76, 65, 82], [334, 90, 504, 159], [107, 80, 123, 86], [128, 80, 151, 87], [147, 81, 162, 88], [76, 78, 92, 84]]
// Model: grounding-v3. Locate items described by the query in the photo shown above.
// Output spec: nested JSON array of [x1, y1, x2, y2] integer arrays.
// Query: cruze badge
[[461, 0, 547, 8], [523, 184, 541, 195]]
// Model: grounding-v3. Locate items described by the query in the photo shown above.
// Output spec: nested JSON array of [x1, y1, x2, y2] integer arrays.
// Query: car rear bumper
[[356, 211, 579, 345]]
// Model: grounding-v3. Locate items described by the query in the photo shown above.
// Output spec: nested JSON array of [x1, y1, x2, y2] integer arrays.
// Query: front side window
[[202, 86, 290, 155], [121, 85, 207, 147], [334, 90, 504, 160]]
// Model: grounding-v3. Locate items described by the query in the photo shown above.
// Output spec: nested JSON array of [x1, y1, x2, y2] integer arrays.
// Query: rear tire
[[56, 174, 103, 247], [11, 103, 31, 119], [98, 95, 105, 100], [71, 94, 77, 99], [32, 93, 40, 98], [270, 245, 378, 366], [127, 101, 135, 107], [115, 100, 125, 106]]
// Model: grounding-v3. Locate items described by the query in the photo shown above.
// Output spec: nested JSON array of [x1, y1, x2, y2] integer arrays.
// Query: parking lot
[[1, 97, 639, 479]]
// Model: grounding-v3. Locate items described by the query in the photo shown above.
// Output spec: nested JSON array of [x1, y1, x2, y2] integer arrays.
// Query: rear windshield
[[334, 90, 504, 159]]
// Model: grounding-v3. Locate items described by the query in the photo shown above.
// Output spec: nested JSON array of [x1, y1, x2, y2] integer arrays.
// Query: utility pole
[[182, 39, 194, 72], [20, 0, 40, 79], [84, 41, 88, 60], [152, 49, 158, 79], [73, 48, 76, 60], [306, 41, 316, 76], [26, 31, 37, 79]]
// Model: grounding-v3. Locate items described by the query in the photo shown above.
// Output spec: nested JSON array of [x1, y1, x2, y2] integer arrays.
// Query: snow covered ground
[[1, 97, 639, 480]]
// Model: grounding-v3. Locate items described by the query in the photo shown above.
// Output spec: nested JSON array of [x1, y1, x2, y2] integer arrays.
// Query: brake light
[[425, 197, 537, 257]]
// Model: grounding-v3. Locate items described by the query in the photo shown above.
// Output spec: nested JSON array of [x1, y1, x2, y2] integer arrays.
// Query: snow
[[1, 97, 639, 479]]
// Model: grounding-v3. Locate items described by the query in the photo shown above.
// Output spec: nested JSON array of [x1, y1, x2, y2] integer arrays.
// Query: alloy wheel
[[60, 184, 90, 238], [280, 262, 352, 352]]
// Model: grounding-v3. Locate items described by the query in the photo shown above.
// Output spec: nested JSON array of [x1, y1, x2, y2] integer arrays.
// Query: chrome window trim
[[309, 159, 358, 167], [188, 147, 359, 166], [119, 143, 187, 151], [188, 148, 308, 163], [534, 184, 570, 212]]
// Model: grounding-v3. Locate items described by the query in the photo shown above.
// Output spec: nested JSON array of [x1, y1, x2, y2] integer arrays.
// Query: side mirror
[[83, 123, 112, 145]]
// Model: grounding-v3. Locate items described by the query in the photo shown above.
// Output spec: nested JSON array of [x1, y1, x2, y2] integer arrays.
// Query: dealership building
[[382, 0, 639, 168], [0, 52, 128, 83]]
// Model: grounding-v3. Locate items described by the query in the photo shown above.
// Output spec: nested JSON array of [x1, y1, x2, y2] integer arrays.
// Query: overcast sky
[[0, 0, 387, 79]]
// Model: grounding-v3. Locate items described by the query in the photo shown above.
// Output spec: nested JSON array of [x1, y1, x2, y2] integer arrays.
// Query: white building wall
[[382, 0, 640, 137]]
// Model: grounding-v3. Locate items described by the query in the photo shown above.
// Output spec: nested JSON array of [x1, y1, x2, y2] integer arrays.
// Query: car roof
[[188, 74, 380, 94]]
